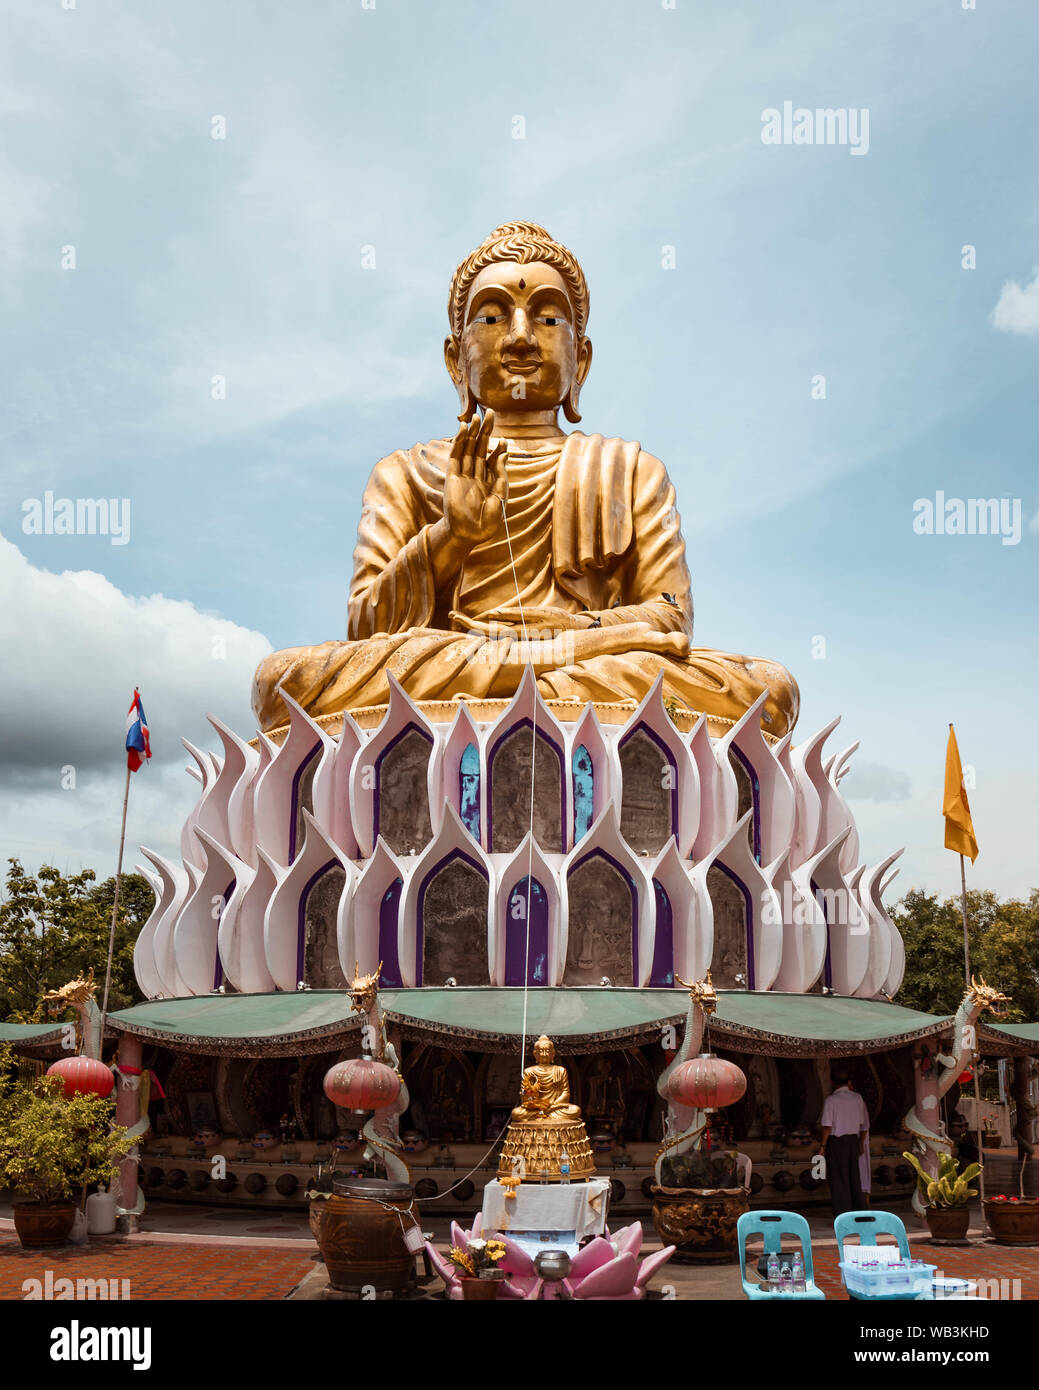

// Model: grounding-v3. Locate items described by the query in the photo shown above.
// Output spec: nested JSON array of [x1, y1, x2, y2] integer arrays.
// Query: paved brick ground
[[0, 1232, 318, 1301], [3, 1226, 1035, 1301]]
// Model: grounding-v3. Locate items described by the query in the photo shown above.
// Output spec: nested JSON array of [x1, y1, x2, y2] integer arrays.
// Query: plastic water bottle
[[559, 1149, 571, 1184], [791, 1251, 805, 1293], [766, 1252, 780, 1292], [780, 1260, 793, 1294]]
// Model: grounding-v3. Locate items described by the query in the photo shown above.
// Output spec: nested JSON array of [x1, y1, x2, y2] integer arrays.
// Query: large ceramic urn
[[317, 1176, 417, 1294]]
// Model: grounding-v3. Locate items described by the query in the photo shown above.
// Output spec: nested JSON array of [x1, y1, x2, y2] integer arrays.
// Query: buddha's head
[[532, 1034, 556, 1065], [445, 221, 593, 423]]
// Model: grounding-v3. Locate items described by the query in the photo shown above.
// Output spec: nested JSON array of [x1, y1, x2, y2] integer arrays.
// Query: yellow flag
[[943, 724, 978, 862]]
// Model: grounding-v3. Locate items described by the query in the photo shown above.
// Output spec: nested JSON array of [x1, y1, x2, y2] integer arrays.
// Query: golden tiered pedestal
[[498, 1116, 596, 1182]]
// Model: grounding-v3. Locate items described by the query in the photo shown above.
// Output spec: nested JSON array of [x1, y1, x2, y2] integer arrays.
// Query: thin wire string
[[494, 435, 542, 1084]]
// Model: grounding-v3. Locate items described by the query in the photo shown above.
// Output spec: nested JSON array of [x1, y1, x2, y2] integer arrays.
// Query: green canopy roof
[[987, 1022, 1039, 1044], [378, 988, 951, 1053], [1, 988, 1028, 1058], [108, 992, 361, 1049], [96, 988, 956, 1053], [0, 1022, 65, 1045]]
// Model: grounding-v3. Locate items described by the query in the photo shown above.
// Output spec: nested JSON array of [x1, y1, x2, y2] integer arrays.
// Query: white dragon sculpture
[[653, 972, 718, 1185], [349, 964, 411, 1184], [902, 974, 1009, 1213]]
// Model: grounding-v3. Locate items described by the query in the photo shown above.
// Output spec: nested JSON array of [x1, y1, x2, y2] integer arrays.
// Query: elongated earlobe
[[456, 379, 478, 422], [564, 338, 591, 422], [445, 335, 477, 421]]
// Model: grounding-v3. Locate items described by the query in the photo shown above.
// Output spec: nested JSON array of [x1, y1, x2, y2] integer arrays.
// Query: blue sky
[[1, 0, 1036, 901]]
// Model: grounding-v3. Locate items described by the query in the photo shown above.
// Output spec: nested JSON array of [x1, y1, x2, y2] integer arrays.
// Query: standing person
[[816, 1066, 870, 1217]]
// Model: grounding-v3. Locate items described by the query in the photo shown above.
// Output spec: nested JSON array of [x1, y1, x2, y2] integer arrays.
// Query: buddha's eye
[[473, 313, 504, 325], [536, 315, 560, 326]]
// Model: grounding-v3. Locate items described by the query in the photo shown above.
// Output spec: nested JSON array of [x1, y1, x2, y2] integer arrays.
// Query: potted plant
[[447, 1236, 508, 1300], [984, 1154, 1039, 1245], [901, 1150, 979, 1243], [0, 1046, 134, 1249], [650, 1147, 750, 1264]]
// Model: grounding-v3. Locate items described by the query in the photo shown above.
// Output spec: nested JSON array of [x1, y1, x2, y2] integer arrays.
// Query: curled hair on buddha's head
[[447, 221, 590, 340]]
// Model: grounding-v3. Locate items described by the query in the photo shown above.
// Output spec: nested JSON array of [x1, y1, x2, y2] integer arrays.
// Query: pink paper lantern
[[46, 1055, 115, 1099], [666, 1053, 746, 1111], [323, 1057, 400, 1112]]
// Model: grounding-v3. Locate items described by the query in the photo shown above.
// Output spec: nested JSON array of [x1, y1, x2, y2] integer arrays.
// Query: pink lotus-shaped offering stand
[[425, 1217, 675, 1301]]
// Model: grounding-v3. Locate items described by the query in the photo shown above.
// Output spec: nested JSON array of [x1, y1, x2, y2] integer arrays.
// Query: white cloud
[[161, 335, 437, 438], [991, 266, 1039, 336], [0, 532, 271, 872]]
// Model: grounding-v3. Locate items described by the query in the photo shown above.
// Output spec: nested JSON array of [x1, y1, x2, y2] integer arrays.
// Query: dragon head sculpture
[[349, 962, 382, 1019], [968, 974, 1010, 1020], [42, 968, 98, 1012], [676, 970, 719, 1019]]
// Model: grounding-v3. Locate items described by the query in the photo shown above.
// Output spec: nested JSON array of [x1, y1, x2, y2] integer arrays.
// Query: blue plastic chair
[[834, 1210, 911, 1299], [737, 1210, 826, 1300]]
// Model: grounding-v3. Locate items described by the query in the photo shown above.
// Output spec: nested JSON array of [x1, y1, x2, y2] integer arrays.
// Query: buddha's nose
[[503, 307, 536, 350]]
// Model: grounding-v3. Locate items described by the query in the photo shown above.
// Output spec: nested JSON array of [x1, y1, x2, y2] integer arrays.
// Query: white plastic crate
[[839, 1259, 937, 1299]]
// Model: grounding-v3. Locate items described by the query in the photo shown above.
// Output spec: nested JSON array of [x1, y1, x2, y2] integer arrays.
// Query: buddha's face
[[445, 260, 592, 415], [533, 1040, 553, 1064]]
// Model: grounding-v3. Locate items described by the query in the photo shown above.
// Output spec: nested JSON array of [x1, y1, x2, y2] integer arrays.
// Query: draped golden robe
[[252, 433, 799, 738]]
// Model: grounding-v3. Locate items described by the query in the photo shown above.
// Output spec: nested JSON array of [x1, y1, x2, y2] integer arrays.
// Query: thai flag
[[125, 688, 151, 771]]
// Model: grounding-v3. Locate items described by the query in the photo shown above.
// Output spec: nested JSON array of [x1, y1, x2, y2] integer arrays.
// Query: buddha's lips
[[502, 358, 541, 374]]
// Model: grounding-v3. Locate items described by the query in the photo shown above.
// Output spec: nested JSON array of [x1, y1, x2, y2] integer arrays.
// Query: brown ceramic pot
[[984, 1197, 1039, 1245], [12, 1200, 77, 1249], [924, 1205, 970, 1243], [317, 1177, 416, 1293], [460, 1276, 500, 1301], [650, 1185, 750, 1264]]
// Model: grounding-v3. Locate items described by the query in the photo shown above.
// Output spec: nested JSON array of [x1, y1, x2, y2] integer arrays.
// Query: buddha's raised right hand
[[443, 410, 508, 549]]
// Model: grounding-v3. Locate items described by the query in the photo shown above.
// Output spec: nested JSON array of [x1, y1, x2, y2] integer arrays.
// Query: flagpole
[[960, 844, 986, 1204], [958, 852, 971, 981], [98, 762, 132, 1059]]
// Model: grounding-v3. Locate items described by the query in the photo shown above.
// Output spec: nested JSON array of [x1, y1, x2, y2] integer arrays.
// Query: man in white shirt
[[816, 1067, 870, 1216]]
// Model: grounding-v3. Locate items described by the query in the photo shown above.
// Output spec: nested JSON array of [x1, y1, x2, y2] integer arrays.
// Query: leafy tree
[[0, 859, 151, 1024], [892, 887, 1039, 1022]]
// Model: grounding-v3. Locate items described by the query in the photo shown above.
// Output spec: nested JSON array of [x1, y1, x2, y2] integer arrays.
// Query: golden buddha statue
[[252, 221, 799, 740], [498, 1035, 596, 1181]]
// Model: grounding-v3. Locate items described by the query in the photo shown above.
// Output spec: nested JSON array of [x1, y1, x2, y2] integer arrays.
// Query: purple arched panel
[[649, 879, 675, 987], [504, 876, 549, 986], [379, 877, 404, 988]]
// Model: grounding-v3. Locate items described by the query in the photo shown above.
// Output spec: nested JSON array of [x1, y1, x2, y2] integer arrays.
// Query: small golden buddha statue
[[498, 1035, 596, 1181], [252, 220, 799, 742]]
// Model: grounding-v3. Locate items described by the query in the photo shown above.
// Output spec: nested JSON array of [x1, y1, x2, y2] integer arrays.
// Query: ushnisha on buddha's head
[[444, 221, 593, 427]]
